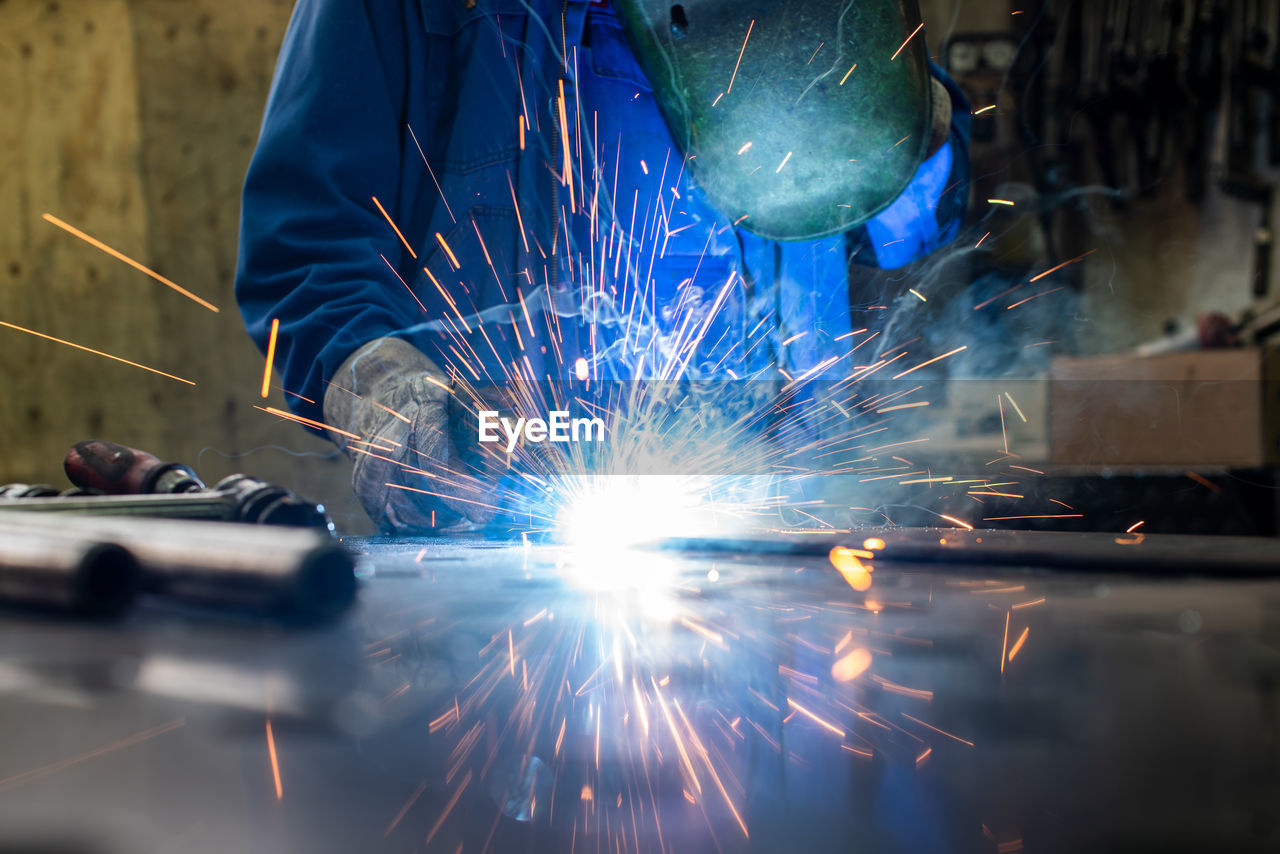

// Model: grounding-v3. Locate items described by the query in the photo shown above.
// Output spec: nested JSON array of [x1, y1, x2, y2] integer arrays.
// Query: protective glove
[[323, 337, 498, 534]]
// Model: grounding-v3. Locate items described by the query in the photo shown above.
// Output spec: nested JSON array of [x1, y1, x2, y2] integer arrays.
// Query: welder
[[235, 0, 971, 534]]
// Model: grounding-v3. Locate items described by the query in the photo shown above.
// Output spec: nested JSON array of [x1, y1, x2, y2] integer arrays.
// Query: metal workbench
[[1, 533, 1279, 853]]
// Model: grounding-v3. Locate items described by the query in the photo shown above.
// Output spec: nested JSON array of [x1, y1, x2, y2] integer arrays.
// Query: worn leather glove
[[323, 337, 498, 534]]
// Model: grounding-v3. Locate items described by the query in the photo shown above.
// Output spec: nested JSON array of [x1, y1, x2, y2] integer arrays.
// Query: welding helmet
[[613, 0, 944, 241]]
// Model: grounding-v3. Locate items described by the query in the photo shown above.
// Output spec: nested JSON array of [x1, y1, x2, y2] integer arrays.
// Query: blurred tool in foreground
[[0, 441, 355, 620], [0, 439, 332, 530]]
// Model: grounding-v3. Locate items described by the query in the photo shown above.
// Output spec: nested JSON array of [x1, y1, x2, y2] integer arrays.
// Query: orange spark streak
[[876, 400, 930, 413], [1186, 471, 1222, 492], [1125, 520, 1145, 533], [424, 770, 472, 846], [371, 196, 418, 259], [998, 393, 1008, 452], [260, 317, 279, 398], [265, 719, 283, 799], [901, 713, 975, 747], [0, 718, 185, 792], [507, 172, 531, 254], [890, 22, 924, 60], [832, 648, 872, 682], [385, 483, 513, 515], [1008, 627, 1030, 661], [938, 514, 974, 530], [1000, 611, 1010, 674], [727, 19, 754, 93], [42, 213, 218, 312], [407, 124, 457, 223], [429, 705, 458, 733], [839, 62, 858, 85], [257, 405, 360, 441], [372, 400, 411, 424], [1007, 286, 1063, 310], [0, 320, 194, 385], [983, 514, 1083, 520], [384, 782, 427, 838], [1029, 249, 1096, 282], [892, 345, 967, 379], [380, 254, 428, 313], [557, 79, 573, 189], [435, 233, 461, 270], [786, 698, 845, 737]]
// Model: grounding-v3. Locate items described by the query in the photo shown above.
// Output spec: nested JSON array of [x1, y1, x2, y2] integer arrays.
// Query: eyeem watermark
[[478, 410, 605, 453]]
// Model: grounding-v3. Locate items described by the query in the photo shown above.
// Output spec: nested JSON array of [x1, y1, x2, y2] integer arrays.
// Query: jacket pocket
[[587, 15, 651, 89], [419, 0, 531, 37], [418, 206, 523, 329], [421, 5, 528, 174]]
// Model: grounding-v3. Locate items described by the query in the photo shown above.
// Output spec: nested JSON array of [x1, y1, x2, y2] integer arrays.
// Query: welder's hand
[[323, 337, 497, 534]]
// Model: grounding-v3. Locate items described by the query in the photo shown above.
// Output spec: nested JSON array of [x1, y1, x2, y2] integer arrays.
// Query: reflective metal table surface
[[1, 533, 1278, 853]]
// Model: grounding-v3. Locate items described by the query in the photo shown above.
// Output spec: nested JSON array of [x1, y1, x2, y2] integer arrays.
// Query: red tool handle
[[65, 440, 203, 495]]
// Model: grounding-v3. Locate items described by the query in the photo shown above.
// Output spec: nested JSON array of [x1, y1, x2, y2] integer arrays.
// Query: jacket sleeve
[[849, 61, 972, 270], [235, 0, 420, 423]]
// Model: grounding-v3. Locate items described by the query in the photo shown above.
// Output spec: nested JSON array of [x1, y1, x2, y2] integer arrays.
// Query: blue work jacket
[[236, 0, 970, 422]]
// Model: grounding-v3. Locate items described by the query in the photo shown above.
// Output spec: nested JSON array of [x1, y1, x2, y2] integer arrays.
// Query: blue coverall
[[235, 0, 970, 422]]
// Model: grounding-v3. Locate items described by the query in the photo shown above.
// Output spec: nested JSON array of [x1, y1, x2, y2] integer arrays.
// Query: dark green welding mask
[[613, 0, 939, 241]]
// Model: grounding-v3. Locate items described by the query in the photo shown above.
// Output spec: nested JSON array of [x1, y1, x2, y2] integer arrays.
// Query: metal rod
[[0, 493, 248, 520], [0, 527, 140, 616], [0, 513, 357, 619]]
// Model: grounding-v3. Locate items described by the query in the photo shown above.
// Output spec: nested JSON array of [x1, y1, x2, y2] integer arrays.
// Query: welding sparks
[[831, 647, 872, 682], [260, 317, 280, 399], [265, 719, 283, 799], [372, 196, 418, 260], [893, 345, 967, 379], [890, 22, 924, 61], [1000, 611, 1010, 674], [0, 718, 185, 792], [1007, 627, 1030, 662], [1029, 249, 1097, 283], [41, 213, 219, 312], [0, 320, 195, 385], [435, 232, 461, 269], [727, 19, 754, 94]]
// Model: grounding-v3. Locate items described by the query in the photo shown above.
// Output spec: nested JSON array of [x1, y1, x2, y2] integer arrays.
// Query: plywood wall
[[0, 0, 371, 531]]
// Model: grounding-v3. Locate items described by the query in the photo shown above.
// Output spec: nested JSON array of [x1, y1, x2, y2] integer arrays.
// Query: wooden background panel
[[0, 0, 370, 531]]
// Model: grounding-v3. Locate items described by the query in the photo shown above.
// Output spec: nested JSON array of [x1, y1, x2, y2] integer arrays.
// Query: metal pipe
[[0, 513, 357, 619], [0, 477, 333, 530], [0, 527, 140, 616]]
